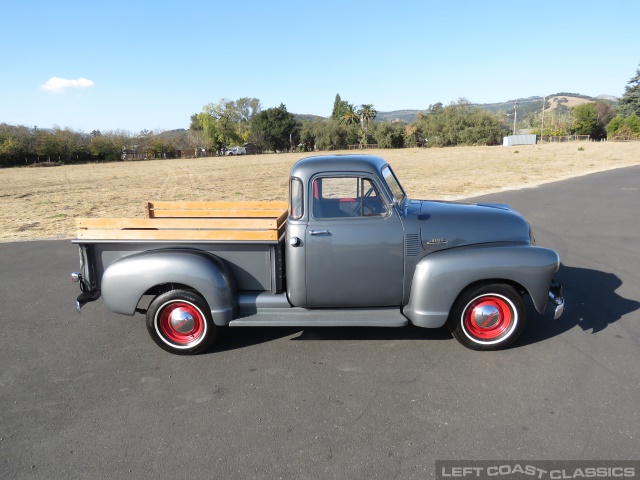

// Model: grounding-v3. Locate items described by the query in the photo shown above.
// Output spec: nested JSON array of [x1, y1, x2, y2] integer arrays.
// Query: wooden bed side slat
[[149, 209, 286, 218], [76, 217, 277, 230], [275, 210, 289, 228], [77, 229, 278, 241], [147, 201, 288, 211]]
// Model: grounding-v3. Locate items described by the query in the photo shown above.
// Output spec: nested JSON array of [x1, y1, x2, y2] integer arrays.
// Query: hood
[[411, 200, 532, 253]]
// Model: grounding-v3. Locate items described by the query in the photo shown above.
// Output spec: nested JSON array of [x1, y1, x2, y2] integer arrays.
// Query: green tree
[[148, 130, 178, 158], [331, 94, 348, 121], [195, 111, 222, 153], [571, 102, 615, 139], [36, 127, 86, 163], [250, 104, 298, 152], [234, 97, 261, 141], [618, 65, 640, 117], [299, 119, 348, 151], [357, 104, 377, 144], [340, 104, 360, 127], [0, 124, 37, 166], [608, 114, 640, 140], [88, 131, 124, 161], [373, 122, 405, 148], [195, 98, 261, 151], [189, 114, 202, 131], [572, 103, 598, 136], [198, 98, 256, 152], [414, 100, 505, 147]]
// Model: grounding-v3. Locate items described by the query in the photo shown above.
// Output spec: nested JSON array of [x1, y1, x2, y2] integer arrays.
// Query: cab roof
[[290, 155, 389, 181]]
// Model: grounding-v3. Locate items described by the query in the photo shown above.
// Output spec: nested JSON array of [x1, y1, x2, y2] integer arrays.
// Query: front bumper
[[548, 279, 564, 319]]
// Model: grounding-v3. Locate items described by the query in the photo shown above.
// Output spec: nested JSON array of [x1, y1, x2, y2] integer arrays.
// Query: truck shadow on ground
[[517, 264, 639, 347], [211, 264, 639, 353], [213, 324, 450, 354]]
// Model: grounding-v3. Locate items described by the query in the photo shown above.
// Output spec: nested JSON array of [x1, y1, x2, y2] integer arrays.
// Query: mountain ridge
[[294, 93, 618, 124]]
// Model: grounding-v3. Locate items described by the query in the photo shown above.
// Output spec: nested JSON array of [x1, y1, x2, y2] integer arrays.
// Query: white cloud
[[41, 77, 95, 92]]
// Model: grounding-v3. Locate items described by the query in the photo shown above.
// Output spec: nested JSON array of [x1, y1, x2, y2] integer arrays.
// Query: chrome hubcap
[[472, 304, 501, 329], [169, 308, 196, 333]]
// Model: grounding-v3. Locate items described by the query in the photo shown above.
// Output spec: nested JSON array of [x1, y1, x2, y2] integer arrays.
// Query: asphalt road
[[1, 166, 639, 480]]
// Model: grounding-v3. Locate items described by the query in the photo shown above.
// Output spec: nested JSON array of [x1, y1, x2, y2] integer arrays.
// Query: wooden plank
[[77, 228, 279, 241], [275, 210, 289, 228], [150, 209, 286, 219], [144, 202, 152, 219], [148, 201, 288, 211], [76, 217, 277, 230]]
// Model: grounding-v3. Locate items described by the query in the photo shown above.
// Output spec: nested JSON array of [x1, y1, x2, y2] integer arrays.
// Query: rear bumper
[[76, 290, 101, 313], [548, 279, 564, 319], [71, 271, 100, 313]]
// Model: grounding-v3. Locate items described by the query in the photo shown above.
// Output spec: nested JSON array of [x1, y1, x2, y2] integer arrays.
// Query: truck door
[[304, 175, 404, 307]]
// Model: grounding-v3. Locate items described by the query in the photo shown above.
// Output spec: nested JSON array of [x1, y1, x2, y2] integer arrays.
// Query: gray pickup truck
[[70, 154, 564, 354]]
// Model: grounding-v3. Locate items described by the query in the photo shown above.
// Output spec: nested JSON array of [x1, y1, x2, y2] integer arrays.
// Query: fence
[[540, 135, 590, 143], [346, 144, 380, 150]]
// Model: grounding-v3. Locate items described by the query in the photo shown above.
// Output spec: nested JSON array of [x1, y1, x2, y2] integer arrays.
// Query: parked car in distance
[[226, 147, 246, 156]]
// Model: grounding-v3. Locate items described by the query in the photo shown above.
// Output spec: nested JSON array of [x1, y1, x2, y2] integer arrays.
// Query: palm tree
[[340, 104, 360, 127], [357, 104, 377, 146]]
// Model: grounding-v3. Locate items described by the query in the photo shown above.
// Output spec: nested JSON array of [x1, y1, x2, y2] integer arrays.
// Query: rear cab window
[[289, 178, 303, 220]]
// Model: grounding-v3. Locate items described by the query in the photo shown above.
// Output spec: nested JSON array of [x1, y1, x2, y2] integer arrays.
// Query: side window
[[312, 177, 387, 219], [361, 179, 388, 216], [290, 178, 303, 220]]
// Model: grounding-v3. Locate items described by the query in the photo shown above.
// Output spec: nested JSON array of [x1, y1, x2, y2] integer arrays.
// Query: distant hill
[[292, 93, 618, 125], [376, 110, 425, 123], [292, 113, 326, 122]]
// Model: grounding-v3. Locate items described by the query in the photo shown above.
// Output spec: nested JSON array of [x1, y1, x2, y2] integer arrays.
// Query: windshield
[[381, 166, 406, 204]]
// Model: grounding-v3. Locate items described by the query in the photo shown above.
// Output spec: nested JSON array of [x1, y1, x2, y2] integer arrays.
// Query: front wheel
[[447, 284, 526, 351], [146, 289, 218, 355]]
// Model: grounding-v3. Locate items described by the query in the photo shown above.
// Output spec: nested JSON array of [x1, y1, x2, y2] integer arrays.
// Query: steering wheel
[[345, 186, 374, 216], [362, 186, 385, 215]]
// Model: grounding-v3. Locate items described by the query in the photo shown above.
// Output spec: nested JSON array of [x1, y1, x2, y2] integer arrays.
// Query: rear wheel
[[146, 289, 218, 355], [447, 284, 526, 351]]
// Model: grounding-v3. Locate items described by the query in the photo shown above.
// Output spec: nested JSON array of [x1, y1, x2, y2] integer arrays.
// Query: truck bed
[[73, 201, 288, 293]]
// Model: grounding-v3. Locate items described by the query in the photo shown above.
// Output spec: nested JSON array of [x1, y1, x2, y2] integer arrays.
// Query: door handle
[[309, 229, 331, 236]]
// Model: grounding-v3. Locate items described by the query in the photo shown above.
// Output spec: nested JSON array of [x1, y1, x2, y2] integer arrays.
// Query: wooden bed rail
[[76, 201, 288, 241]]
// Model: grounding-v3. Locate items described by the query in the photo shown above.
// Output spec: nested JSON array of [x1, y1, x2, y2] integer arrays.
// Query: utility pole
[[513, 100, 518, 135], [540, 96, 546, 144]]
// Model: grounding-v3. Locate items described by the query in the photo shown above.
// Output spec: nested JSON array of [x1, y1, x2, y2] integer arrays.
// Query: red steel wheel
[[462, 295, 514, 342], [156, 301, 206, 347], [146, 289, 218, 355], [447, 284, 526, 351]]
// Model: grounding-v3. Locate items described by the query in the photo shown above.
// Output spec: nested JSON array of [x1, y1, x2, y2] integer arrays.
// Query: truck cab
[[286, 155, 405, 308]]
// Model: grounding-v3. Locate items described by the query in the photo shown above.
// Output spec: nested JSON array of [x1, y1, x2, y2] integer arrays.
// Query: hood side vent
[[405, 234, 420, 256]]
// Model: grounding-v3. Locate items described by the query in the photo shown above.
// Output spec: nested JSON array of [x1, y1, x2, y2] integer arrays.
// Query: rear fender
[[101, 248, 237, 325], [403, 244, 559, 328]]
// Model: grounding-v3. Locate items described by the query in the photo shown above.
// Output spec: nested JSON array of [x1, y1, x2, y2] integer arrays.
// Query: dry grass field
[[1, 141, 638, 242]]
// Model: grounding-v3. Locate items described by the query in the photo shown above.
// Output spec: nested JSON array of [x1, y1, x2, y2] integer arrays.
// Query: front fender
[[101, 248, 237, 325], [403, 244, 560, 328]]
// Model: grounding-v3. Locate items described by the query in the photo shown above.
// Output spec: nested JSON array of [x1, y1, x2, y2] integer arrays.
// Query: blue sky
[[1, 0, 638, 132]]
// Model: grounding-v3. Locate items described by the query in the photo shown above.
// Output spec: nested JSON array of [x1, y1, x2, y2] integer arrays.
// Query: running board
[[229, 307, 408, 327]]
